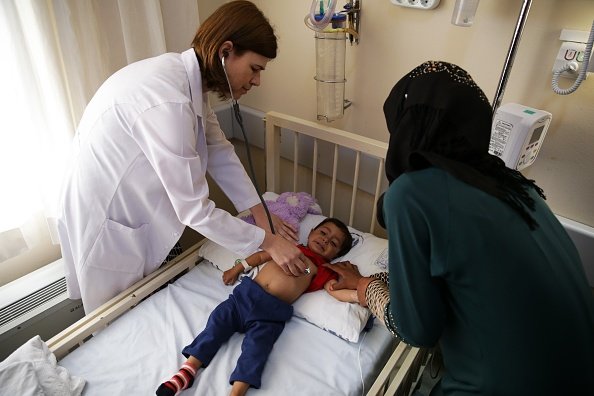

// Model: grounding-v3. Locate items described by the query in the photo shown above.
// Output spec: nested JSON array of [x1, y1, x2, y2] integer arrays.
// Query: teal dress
[[383, 167, 594, 395]]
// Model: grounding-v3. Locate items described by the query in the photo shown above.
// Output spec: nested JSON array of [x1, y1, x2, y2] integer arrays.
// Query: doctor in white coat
[[57, 1, 306, 313]]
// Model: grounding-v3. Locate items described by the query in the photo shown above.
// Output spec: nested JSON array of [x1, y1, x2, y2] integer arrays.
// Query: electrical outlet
[[552, 29, 594, 79], [390, 0, 440, 10]]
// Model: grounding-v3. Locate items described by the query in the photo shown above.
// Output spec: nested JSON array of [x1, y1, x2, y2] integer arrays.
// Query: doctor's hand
[[251, 205, 298, 243], [324, 261, 362, 291], [269, 214, 298, 243], [261, 233, 307, 276]]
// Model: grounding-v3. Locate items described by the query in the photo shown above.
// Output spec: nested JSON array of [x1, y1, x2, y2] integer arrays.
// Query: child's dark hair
[[314, 217, 353, 258]]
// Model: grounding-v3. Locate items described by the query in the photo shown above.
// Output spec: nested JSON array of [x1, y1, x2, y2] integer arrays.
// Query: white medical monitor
[[489, 103, 552, 171]]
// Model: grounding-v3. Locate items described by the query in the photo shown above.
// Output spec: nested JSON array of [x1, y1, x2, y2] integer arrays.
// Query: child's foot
[[156, 363, 197, 395], [156, 382, 176, 396]]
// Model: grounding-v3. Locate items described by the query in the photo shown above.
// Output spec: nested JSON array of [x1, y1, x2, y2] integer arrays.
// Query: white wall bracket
[[390, 0, 440, 10], [553, 29, 594, 80]]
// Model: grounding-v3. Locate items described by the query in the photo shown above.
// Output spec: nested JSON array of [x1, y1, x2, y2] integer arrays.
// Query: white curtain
[[0, 0, 195, 282]]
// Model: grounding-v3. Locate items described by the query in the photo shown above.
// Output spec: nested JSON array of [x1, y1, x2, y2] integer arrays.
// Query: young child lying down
[[157, 217, 354, 396]]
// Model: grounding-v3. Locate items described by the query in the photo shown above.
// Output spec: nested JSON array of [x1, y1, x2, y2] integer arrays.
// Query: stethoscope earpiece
[[221, 56, 234, 102]]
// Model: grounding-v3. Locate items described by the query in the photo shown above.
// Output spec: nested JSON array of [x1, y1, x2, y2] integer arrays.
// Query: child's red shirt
[[298, 245, 338, 293]]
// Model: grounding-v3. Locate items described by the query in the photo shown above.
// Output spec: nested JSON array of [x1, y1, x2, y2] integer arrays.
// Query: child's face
[[307, 222, 347, 261]]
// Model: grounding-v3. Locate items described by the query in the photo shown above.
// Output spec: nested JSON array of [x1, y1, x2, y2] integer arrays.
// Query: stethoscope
[[221, 55, 275, 234]]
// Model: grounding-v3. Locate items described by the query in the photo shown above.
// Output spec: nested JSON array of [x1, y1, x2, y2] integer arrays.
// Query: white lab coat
[[57, 49, 265, 313]]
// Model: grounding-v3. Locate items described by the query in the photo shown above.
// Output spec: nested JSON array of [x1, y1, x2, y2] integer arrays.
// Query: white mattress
[[59, 262, 394, 395]]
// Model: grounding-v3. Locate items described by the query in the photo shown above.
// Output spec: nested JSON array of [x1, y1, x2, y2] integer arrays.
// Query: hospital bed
[[44, 112, 425, 395]]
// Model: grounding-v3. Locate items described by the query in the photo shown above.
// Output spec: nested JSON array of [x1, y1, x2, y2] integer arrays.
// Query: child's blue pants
[[182, 277, 293, 388]]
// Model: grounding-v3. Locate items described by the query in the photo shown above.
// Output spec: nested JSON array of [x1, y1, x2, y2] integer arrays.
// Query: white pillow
[[292, 290, 370, 342], [198, 201, 389, 342], [197, 239, 239, 272]]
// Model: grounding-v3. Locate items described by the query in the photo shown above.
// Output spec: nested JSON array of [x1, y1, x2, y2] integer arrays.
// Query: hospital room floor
[[412, 370, 441, 396], [410, 349, 442, 396]]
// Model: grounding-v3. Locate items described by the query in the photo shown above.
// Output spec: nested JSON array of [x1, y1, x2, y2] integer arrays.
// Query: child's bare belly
[[254, 259, 317, 304]]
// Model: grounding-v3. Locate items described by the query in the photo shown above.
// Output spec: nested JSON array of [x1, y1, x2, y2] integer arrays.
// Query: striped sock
[[156, 363, 197, 396]]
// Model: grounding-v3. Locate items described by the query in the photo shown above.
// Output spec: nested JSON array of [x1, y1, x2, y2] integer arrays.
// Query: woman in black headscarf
[[329, 61, 594, 395]]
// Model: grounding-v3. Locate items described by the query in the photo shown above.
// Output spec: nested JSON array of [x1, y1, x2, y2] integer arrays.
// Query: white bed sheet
[[59, 261, 394, 395]]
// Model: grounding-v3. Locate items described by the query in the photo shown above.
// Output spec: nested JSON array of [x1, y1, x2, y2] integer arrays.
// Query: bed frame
[[47, 111, 426, 396]]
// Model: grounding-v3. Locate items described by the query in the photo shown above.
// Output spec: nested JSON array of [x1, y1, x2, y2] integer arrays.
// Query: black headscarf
[[377, 61, 545, 229]]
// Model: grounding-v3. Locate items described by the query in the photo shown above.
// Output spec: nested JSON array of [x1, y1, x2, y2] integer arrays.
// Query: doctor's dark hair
[[313, 218, 354, 258], [192, 0, 277, 98]]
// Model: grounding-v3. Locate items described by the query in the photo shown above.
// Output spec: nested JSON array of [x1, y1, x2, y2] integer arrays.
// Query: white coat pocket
[[81, 219, 149, 312]]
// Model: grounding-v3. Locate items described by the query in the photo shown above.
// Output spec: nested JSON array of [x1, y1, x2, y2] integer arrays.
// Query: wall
[[199, 0, 594, 229]]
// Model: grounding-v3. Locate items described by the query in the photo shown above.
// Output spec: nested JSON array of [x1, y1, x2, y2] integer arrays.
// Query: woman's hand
[[324, 261, 362, 290]]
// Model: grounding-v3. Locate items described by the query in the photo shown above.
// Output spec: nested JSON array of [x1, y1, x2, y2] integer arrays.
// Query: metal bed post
[[265, 117, 282, 192], [492, 0, 533, 116]]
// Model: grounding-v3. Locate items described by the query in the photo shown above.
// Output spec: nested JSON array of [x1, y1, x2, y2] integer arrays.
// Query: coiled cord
[[552, 20, 594, 95]]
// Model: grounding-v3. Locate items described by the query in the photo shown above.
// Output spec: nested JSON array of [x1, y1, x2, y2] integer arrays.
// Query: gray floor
[[411, 369, 441, 396], [411, 350, 442, 396]]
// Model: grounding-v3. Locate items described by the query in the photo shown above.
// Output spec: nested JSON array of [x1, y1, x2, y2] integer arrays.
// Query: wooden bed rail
[[47, 241, 205, 360], [366, 343, 426, 396]]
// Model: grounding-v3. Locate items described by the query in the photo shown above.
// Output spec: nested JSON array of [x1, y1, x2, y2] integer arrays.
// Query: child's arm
[[324, 279, 358, 303], [222, 251, 272, 285]]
